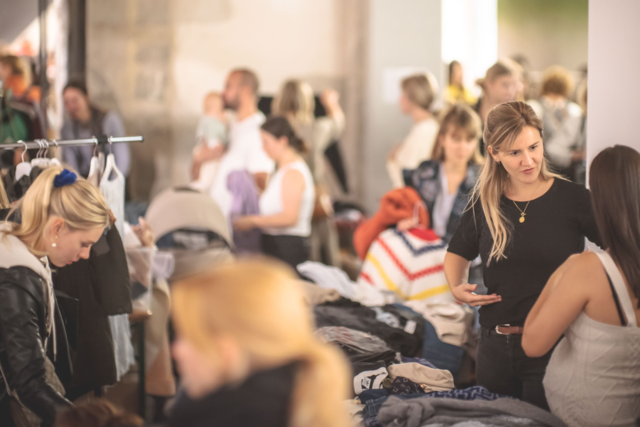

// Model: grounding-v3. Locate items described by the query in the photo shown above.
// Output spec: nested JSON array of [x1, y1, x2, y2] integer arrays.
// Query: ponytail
[[5, 166, 111, 253], [290, 341, 352, 427]]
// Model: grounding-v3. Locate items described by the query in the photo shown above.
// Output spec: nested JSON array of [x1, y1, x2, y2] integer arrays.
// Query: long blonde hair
[[4, 166, 111, 252], [272, 80, 315, 125], [470, 101, 562, 264], [172, 259, 353, 427]]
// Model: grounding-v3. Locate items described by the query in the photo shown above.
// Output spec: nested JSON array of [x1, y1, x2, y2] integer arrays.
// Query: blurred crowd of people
[[1, 41, 639, 427]]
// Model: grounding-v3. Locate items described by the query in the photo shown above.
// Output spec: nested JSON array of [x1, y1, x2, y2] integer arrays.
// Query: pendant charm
[[519, 215, 525, 223]]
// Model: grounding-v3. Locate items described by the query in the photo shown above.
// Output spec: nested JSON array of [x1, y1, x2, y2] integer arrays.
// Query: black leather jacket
[[0, 266, 72, 425]]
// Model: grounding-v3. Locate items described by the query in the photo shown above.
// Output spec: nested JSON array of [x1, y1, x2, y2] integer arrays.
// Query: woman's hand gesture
[[451, 283, 502, 307]]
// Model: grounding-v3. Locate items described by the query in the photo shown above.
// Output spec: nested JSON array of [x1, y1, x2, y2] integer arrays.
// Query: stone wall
[[86, 0, 364, 202]]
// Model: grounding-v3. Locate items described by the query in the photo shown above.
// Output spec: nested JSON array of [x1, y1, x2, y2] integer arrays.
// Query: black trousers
[[476, 327, 552, 410], [261, 234, 310, 271]]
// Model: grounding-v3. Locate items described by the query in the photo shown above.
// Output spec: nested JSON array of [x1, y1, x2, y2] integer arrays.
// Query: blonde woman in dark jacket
[[0, 167, 111, 427]]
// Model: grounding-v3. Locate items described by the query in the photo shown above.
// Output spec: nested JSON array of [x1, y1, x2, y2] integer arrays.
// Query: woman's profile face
[[487, 75, 518, 104], [260, 130, 286, 160], [48, 225, 103, 267], [450, 63, 463, 86], [172, 336, 223, 399], [63, 88, 90, 121], [399, 90, 413, 115], [441, 128, 477, 165], [491, 126, 544, 186]]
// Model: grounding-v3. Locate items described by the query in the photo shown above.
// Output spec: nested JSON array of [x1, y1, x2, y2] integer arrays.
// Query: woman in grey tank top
[[523, 145, 640, 427]]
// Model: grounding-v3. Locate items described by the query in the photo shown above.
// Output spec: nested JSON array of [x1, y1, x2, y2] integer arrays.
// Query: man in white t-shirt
[[192, 68, 274, 217]]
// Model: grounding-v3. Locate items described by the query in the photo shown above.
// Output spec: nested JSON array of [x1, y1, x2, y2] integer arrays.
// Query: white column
[[587, 0, 640, 167], [363, 0, 443, 213]]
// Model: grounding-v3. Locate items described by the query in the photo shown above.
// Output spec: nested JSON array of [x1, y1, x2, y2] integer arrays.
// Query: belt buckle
[[495, 324, 510, 335]]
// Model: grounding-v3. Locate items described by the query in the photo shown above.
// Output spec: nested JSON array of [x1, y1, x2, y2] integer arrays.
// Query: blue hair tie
[[53, 169, 77, 188]]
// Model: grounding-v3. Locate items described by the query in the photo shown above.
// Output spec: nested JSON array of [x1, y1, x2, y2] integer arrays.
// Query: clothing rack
[[0, 135, 144, 150]]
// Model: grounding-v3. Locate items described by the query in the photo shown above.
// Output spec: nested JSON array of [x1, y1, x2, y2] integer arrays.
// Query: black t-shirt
[[448, 179, 602, 328]]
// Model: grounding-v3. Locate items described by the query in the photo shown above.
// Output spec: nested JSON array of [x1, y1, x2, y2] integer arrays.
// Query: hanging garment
[[100, 153, 125, 237], [87, 153, 103, 188], [144, 278, 175, 397], [99, 153, 135, 380], [227, 170, 261, 254], [53, 226, 131, 397]]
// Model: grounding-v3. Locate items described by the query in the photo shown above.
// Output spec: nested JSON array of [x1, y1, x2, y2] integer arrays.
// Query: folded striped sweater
[[358, 227, 454, 305]]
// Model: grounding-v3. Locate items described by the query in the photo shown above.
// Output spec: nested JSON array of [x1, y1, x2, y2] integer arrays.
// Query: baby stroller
[[145, 187, 234, 282]]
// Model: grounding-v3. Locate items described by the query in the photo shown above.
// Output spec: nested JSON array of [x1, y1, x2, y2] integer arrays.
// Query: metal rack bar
[[0, 136, 144, 150]]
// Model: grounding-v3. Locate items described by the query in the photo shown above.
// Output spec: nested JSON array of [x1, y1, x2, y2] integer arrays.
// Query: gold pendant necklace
[[513, 199, 531, 223], [511, 179, 543, 224]]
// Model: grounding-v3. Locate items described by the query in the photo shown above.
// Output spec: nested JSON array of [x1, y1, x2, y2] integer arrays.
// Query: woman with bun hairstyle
[[0, 166, 112, 427], [233, 116, 315, 269]]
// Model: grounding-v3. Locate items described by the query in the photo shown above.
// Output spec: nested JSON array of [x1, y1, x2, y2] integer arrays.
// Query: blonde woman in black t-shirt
[[444, 101, 601, 409]]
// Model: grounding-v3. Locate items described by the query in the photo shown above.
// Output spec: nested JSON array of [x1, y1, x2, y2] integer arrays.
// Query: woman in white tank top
[[233, 116, 315, 269], [522, 146, 640, 427]]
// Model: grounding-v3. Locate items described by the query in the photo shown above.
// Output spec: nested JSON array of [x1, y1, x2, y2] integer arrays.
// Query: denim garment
[[403, 160, 479, 244], [391, 304, 464, 374], [359, 388, 390, 404]]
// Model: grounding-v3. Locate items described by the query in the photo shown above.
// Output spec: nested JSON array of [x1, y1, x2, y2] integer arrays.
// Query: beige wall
[[87, 0, 356, 200], [169, 0, 348, 189]]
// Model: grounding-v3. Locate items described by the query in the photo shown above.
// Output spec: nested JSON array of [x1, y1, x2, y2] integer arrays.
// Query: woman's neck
[[506, 176, 551, 201], [443, 159, 468, 176], [411, 108, 431, 124], [276, 150, 300, 168], [20, 234, 47, 259], [480, 97, 499, 123]]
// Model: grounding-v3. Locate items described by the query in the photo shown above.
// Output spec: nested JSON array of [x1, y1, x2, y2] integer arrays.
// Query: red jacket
[[353, 187, 429, 260]]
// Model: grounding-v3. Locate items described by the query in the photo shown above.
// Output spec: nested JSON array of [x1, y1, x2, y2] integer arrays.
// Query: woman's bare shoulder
[[553, 251, 605, 290]]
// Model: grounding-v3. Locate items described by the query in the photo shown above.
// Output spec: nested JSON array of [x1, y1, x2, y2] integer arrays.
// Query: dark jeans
[[477, 327, 552, 410], [261, 234, 310, 270]]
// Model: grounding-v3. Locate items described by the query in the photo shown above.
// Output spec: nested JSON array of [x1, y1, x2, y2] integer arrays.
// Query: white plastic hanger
[[100, 137, 123, 185], [34, 140, 52, 168], [88, 136, 100, 179], [50, 140, 61, 166], [15, 140, 32, 181]]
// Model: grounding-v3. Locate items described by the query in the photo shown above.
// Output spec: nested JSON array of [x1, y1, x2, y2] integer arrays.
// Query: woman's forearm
[[252, 212, 298, 229], [444, 252, 470, 290]]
